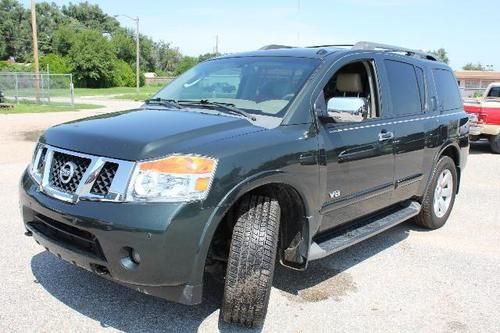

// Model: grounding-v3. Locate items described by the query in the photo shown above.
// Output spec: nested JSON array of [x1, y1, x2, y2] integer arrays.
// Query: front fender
[[188, 170, 317, 284]]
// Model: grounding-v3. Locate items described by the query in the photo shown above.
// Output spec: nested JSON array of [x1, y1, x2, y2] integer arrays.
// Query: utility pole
[[215, 35, 219, 55], [115, 15, 140, 93], [31, 0, 40, 102]]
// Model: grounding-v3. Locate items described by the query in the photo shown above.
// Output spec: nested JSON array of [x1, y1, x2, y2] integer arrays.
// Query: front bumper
[[20, 169, 214, 305]]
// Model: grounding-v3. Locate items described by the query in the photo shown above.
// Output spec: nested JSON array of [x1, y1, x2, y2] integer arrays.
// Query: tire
[[489, 134, 500, 154], [415, 156, 457, 230], [220, 194, 280, 327]]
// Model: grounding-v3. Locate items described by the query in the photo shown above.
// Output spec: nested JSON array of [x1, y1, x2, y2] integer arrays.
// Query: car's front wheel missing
[[415, 156, 457, 229], [220, 194, 280, 327]]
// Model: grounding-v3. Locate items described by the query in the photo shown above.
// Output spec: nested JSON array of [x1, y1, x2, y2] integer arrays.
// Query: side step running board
[[309, 201, 421, 261]]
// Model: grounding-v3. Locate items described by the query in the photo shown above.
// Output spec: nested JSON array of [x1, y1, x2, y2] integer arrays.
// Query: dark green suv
[[20, 42, 469, 327]]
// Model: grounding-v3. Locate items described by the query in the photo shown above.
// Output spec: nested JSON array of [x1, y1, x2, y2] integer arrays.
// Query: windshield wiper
[[177, 99, 256, 121], [144, 98, 183, 109]]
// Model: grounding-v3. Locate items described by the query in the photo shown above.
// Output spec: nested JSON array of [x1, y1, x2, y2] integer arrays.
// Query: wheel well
[[439, 145, 461, 191], [440, 145, 459, 168], [205, 183, 309, 275]]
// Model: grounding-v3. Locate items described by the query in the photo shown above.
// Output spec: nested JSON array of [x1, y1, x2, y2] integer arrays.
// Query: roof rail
[[259, 44, 294, 50], [352, 41, 437, 61], [306, 44, 354, 49], [305, 41, 438, 61]]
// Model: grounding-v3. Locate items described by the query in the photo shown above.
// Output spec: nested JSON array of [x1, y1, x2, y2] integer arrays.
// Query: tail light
[[477, 112, 487, 123]]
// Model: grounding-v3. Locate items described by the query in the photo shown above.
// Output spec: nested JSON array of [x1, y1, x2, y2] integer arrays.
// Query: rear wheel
[[220, 194, 280, 327], [415, 156, 457, 229], [489, 134, 500, 154]]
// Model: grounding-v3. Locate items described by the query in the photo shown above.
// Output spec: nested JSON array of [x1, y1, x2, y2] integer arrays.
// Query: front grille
[[49, 152, 91, 193], [90, 162, 118, 196], [28, 215, 105, 260]]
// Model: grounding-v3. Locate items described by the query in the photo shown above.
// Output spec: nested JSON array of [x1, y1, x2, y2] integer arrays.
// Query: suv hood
[[41, 108, 265, 160]]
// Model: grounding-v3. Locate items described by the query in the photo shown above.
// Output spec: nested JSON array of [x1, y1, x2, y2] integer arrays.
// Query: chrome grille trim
[[34, 144, 135, 204]]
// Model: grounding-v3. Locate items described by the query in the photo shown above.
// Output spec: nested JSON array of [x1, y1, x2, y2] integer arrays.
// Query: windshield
[[153, 56, 320, 118]]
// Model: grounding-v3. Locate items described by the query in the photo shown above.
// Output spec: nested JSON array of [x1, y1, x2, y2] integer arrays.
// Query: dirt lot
[[0, 106, 499, 332]]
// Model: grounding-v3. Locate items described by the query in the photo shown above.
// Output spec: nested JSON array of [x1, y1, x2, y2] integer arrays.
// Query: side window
[[432, 69, 462, 110], [321, 60, 380, 122], [384, 60, 422, 116], [415, 67, 426, 110]]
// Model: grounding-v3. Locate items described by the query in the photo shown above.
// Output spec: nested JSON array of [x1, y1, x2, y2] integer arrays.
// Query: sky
[[22, 0, 500, 70]]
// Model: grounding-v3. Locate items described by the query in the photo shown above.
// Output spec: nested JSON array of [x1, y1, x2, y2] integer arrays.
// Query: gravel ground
[[0, 106, 499, 332]]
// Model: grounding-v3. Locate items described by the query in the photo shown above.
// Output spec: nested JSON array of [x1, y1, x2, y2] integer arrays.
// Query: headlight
[[29, 143, 48, 184], [126, 155, 218, 202]]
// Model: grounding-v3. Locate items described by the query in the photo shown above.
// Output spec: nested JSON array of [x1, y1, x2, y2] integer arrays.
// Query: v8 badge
[[329, 190, 341, 199]]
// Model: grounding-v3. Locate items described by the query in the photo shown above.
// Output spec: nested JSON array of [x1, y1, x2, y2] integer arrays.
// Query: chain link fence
[[0, 72, 74, 105]]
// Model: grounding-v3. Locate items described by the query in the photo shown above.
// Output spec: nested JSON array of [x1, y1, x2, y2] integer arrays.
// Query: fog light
[[131, 248, 141, 264], [120, 246, 141, 270]]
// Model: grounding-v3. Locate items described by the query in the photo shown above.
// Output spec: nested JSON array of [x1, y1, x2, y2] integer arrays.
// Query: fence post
[[15, 73, 19, 104], [47, 65, 51, 104], [70, 74, 75, 107]]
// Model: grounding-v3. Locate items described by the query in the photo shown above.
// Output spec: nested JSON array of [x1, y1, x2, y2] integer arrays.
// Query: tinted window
[[487, 86, 500, 98], [155, 57, 319, 117], [384, 60, 422, 116], [432, 69, 462, 110]]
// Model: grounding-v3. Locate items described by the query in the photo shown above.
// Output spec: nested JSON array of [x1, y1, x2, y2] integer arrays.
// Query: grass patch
[[0, 101, 104, 114], [3, 85, 164, 99], [70, 85, 163, 98], [75, 86, 162, 97]]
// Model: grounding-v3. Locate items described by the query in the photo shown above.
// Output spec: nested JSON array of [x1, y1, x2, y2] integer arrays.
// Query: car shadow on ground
[[31, 222, 422, 332], [273, 222, 418, 301], [469, 140, 492, 155]]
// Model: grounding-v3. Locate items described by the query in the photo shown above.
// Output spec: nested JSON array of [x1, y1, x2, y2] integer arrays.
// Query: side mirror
[[326, 97, 368, 123]]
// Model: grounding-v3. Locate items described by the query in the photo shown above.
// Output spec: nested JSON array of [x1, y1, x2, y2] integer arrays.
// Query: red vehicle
[[464, 83, 500, 153]]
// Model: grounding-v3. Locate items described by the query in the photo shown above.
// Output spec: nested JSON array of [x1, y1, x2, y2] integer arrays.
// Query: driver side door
[[317, 55, 396, 232]]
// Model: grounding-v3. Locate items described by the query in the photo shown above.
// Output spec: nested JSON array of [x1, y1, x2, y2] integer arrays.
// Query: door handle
[[378, 131, 394, 142]]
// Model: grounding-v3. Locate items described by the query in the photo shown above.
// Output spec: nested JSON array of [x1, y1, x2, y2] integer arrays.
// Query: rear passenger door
[[382, 56, 428, 199]]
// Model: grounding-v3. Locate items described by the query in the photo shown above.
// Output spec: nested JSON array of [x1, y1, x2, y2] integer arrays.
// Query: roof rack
[[259, 44, 295, 50], [352, 41, 437, 61], [305, 41, 438, 61], [259, 42, 438, 61]]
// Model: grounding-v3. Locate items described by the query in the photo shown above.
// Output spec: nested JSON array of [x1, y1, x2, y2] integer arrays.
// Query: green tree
[[40, 53, 70, 73], [428, 48, 449, 64], [462, 62, 487, 71], [139, 34, 156, 72], [52, 24, 82, 57], [67, 29, 116, 88], [112, 59, 135, 87], [151, 41, 182, 74], [0, 0, 31, 61], [111, 30, 136, 65], [61, 1, 119, 33], [198, 52, 219, 62], [175, 56, 199, 75], [35, 2, 67, 55]]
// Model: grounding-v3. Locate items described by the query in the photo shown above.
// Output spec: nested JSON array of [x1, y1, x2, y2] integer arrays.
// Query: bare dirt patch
[[19, 130, 44, 142]]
